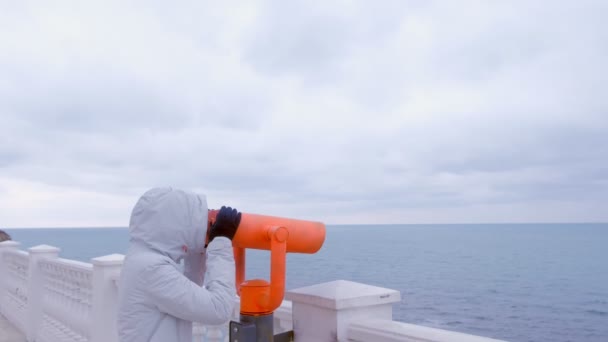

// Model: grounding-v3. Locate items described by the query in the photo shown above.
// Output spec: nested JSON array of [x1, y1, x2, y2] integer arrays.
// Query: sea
[[5, 224, 608, 342]]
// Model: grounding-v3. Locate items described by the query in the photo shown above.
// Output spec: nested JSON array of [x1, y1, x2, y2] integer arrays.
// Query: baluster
[[205, 325, 225, 342], [191, 323, 203, 342], [27, 245, 60, 341]]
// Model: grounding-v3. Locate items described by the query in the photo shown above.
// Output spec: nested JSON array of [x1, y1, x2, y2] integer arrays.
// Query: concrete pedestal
[[286, 280, 401, 342]]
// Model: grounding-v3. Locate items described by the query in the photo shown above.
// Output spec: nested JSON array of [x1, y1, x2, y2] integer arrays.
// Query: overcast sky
[[1, 1, 607, 228]]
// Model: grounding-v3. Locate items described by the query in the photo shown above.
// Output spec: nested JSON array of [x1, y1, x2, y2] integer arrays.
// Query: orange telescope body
[[207, 210, 326, 316], [232, 213, 325, 253]]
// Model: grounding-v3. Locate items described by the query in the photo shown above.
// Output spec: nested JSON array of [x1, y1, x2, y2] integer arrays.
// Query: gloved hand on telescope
[[208, 206, 242, 243]]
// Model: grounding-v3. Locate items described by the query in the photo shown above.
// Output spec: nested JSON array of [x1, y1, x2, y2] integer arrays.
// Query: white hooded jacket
[[117, 187, 236, 342]]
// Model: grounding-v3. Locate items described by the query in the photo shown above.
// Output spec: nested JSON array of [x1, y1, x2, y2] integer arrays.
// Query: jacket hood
[[128, 187, 208, 262]]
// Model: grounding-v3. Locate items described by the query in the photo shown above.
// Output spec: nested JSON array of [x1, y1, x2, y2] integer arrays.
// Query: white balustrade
[[0, 241, 29, 334], [1, 240, 508, 342], [37, 257, 93, 342], [90, 254, 124, 342], [27, 244, 60, 341], [348, 320, 506, 342], [274, 300, 293, 334]]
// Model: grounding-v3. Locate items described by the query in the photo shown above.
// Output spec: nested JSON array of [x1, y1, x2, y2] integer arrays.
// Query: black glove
[[208, 206, 242, 243]]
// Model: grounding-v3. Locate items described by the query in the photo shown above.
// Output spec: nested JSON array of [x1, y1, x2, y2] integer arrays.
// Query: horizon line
[[4, 221, 607, 229]]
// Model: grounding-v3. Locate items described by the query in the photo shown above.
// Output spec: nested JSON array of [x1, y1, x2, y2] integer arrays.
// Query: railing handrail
[[40, 257, 94, 274], [4, 249, 29, 258], [348, 319, 507, 342]]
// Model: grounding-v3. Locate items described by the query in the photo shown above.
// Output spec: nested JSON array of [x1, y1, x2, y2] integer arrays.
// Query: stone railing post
[[90, 254, 124, 342], [0, 240, 21, 313], [27, 244, 60, 341], [286, 280, 401, 342], [0, 240, 20, 256]]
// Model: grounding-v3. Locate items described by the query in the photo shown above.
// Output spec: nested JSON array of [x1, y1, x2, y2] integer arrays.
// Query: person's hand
[[208, 206, 242, 243]]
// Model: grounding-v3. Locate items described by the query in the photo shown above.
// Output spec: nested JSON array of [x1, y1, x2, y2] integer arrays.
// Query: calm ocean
[[6, 224, 608, 342]]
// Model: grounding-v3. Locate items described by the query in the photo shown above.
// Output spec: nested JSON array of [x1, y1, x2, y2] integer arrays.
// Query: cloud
[[0, 0, 607, 227]]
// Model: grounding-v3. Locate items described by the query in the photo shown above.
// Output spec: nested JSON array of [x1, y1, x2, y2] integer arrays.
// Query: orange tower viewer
[[207, 210, 326, 342]]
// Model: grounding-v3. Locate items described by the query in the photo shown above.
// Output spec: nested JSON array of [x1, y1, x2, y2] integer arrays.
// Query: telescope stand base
[[273, 330, 294, 342], [229, 313, 294, 342]]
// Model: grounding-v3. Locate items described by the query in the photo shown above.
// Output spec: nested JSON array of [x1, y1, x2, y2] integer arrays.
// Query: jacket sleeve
[[141, 237, 236, 325], [183, 248, 207, 286]]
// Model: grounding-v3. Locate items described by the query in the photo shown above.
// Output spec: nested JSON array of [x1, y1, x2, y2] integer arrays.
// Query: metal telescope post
[[229, 226, 294, 342]]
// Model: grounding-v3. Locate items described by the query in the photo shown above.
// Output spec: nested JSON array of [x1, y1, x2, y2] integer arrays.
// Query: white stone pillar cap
[[286, 280, 401, 310], [0, 240, 20, 247], [28, 244, 60, 253], [91, 254, 125, 266]]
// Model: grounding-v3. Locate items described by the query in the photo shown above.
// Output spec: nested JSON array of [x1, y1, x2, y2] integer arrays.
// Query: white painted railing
[[37, 257, 93, 342], [1, 246, 29, 334], [0, 240, 506, 342], [0, 241, 293, 342], [348, 320, 505, 342]]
